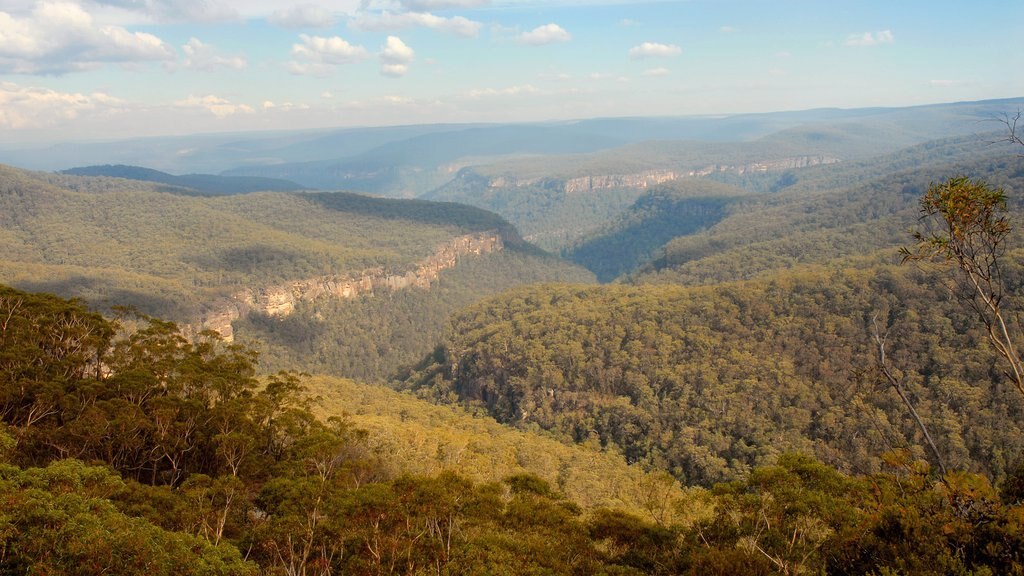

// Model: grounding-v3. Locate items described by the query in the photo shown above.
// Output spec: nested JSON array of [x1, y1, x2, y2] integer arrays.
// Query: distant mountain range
[[2, 98, 1018, 199]]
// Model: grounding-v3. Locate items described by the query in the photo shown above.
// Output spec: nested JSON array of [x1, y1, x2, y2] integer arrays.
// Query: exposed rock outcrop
[[487, 156, 840, 194], [563, 170, 678, 194], [187, 232, 503, 341]]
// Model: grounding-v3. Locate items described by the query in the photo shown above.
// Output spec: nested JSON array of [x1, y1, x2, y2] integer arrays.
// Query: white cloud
[[261, 99, 309, 111], [350, 11, 481, 38], [0, 81, 126, 128], [467, 84, 539, 98], [380, 35, 415, 63], [628, 42, 682, 59], [0, 1, 174, 74], [175, 94, 254, 117], [719, 25, 736, 33], [181, 37, 246, 71], [379, 35, 414, 77], [267, 4, 335, 28], [289, 33, 369, 74], [380, 63, 408, 77], [642, 67, 670, 77], [620, 18, 639, 26], [845, 30, 894, 46], [519, 23, 571, 46]]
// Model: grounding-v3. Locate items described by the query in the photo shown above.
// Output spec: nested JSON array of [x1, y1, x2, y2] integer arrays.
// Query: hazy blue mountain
[[4, 98, 1018, 195]]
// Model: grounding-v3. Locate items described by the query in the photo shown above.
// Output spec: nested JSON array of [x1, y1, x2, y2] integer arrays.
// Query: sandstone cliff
[[188, 232, 503, 341], [488, 156, 840, 193]]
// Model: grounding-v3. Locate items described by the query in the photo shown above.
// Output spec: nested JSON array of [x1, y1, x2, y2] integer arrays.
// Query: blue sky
[[0, 0, 1021, 143]]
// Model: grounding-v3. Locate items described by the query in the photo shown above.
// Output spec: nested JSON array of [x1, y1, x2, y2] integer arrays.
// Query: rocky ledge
[[187, 231, 503, 342]]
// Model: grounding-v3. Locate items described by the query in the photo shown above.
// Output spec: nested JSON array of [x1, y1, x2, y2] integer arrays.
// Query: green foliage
[[904, 176, 1010, 262], [684, 453, 1024, 576], [636, 153, 1024, 287], [899, 175, 1024, 423], [4, 284, 1024, 575], [402, 269, 1024, 486], [0, 459, 255, 575], [567, 180, 749, 281], [236, 248, 594, 381], [0, 165, 521, 321], [426, 169, 648, 251], [61, 164, 306, 195]]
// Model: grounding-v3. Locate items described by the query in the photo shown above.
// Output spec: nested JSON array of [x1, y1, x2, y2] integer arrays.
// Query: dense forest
[[4, 99, 1024, 574], [237, 249, 594, 381], [4, 284, 1024, 575], [566, 180, 750, 282], [399, 265, 1024, 485]]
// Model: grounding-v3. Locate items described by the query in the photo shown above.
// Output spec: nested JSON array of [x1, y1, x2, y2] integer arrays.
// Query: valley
[[3, 97, 1024, 575]]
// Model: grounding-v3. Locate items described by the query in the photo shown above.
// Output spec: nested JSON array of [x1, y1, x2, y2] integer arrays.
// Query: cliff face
[[188, 232, 503, 341], [563, 170, 678, 194], [488, 156, 840, 193]]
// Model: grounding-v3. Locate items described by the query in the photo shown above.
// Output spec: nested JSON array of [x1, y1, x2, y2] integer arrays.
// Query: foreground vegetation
[[4, 284, 1024, 575]]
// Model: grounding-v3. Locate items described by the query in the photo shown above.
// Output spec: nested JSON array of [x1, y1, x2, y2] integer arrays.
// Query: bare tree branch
[[871, 315, 948, 478]]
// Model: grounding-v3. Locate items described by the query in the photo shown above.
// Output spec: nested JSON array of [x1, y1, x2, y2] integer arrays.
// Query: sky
[[0, 0, 1022, 143]]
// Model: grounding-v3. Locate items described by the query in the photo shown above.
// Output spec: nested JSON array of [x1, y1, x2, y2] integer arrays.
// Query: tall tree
[[900, 176, 1024, 401]]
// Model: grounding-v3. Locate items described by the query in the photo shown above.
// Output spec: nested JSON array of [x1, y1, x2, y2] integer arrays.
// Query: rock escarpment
[[189, 232, 503, 341], [487, 156, 840, 193]]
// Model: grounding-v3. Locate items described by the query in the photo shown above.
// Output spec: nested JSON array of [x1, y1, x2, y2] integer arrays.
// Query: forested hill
[[565, 179, 752, 282], [635, 146, 1024, 286], [399, 135, 1024, 483], [549, 134, 1021, 283], [400, 266, 1024, 486], [0, 164, 592, 380], [62, 164, 307, 195]]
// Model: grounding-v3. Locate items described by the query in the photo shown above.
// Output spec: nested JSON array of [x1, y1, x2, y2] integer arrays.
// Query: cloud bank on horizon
[[0, 0, 1020, 142]]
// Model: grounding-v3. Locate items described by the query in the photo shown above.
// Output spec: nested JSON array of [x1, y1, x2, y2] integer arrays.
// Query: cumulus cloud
[[267, 4, 335, 29], [261, 100, 309, 111], [379, 35, 414, 77], [175, 94, 254, 117], [350, 10, 481, 38], [628, 42, 682, 59], [0, 81, 125, 128], [181, 37, 246, 71], [519, 23, 571, 46], [845, 30, 894, 46], [288, 33, 368, 75], [0, 1, 174, 74], [380, 35, 415, 63]]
